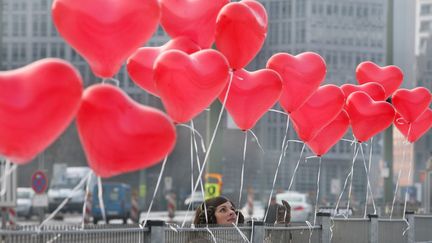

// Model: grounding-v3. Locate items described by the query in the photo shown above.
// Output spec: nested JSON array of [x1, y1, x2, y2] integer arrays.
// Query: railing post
[[368, 214, 378, 243], [406, 212, 415, 243], [148, 220, 165, 243], [250, 221, 265, 243], [316, 212, 331, 243]]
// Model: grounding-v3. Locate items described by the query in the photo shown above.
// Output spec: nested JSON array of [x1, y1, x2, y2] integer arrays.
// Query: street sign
[[31, 170, 48, 194], [204, 183, 221, 199], [0, 160, 17, 207], [32, 194, 48, 207]]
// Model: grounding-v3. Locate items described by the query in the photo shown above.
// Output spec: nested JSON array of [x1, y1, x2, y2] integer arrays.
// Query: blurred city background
[[0, 0, 431, 224]]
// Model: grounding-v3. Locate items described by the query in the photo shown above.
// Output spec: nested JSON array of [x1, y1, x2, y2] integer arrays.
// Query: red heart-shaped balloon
[[215, 0, 268, 69], [267, 52, 326, 113], [341, 83, 386, 101], [306, 110, 350, 157], [394, 109, 432, 143], [76, 84, 176, 178], [160, 0, 229, 48], [0, 58, 83, 164], [392, 87, 431, 123], [52, 0, 160, 78], [356, 61, 404, 99], [154, 49, 229, 123], [218, 69, 282, 130], [290, 85, 345, 142], [127, 37, 201, 97], [346, 91, 395, 142]]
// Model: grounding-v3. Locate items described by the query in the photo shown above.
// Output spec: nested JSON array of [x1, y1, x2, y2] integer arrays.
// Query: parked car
[[276, 191, 313, 222], [92, 183, 131, 224], [16, 187, 35, 219]]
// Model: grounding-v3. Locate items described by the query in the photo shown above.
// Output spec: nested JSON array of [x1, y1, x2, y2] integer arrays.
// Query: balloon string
[[287, 144, 306, 191], [313, 157, 322, 225], [360, 143, 376, 218], [264, 116, 290, 222], [141, 156, 168, 228], [232, 222, 250, 243], [190, 123, 195, 198], [177, 123, 207, 153], [39, 171, 92, 230], [390, 169, 402, 219], [367, 137, 377, 214], [346, 142, 361, 217], [181, 120, 207, 227], [334, 144, 359, 217], [81, 172, 93, 228], [237, 132, 248, 225], [102, 78, 120, 87], [189, 71, 234, 218], [248, 129, 265, 153], [0, 160, 16, 197], [402, 124, 413, 235], [97, 176, 106, 223]]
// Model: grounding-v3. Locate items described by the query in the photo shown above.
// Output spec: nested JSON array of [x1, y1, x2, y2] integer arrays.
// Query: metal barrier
[[1, 214, 432, 242]]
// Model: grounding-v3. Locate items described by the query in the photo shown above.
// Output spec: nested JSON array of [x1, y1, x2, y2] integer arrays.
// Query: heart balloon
[[346, 91, 395, 142], [394, 109, 432, 143], [267, 52, 326, 113], [52, 0, 160, 78], [392, 87, 431, 124], [356, 61, 404, 99], [76, 84, 176, 178], [290, 85, 345, 142], [218, 69, 282, 130], [126, 37, 201, 97], [0, 58, 83, 164], [341, 83, 386, 101], [160, 0, 229, 48], [215, 0, 268, 69], [154, 49, 230, 124], [306, 110, 350, 157]]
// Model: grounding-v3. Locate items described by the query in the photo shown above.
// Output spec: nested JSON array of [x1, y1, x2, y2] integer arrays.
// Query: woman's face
[[214, 201, 236, 225]]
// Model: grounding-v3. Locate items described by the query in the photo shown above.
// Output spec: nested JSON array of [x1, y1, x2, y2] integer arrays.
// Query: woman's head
[[193, 196, 243, 225]]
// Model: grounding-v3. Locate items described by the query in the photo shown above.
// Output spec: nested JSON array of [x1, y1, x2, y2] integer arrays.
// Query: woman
[[193, 196, 244, 225]]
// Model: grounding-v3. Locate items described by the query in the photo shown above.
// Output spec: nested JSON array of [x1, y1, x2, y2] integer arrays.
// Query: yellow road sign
[[204, 183, 221, 199]]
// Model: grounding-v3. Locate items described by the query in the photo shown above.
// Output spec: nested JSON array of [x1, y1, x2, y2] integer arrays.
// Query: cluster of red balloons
[[0, 0, 430, 178]]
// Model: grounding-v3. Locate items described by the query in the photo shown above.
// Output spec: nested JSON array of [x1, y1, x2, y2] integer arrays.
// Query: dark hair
[[193, 196, 244, 225]]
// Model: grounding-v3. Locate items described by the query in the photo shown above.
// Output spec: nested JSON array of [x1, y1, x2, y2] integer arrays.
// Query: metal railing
[[1, 213, 432, 242]]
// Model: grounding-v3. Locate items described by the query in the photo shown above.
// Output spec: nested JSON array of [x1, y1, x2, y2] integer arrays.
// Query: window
[[20, 15, 26, 37], [12, 14, 19, 36], [421, 4, 432, 16], [420, 21, 431, 32], [12, 43, 19, 61]]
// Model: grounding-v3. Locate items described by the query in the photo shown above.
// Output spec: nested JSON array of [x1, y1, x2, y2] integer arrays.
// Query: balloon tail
[[390, 169, 402, 219]]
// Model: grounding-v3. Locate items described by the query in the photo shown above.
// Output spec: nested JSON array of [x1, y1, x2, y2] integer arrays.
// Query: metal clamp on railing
[[146, 220, 165, 243]]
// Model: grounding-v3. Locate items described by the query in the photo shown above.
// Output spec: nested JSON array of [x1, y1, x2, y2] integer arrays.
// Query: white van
[[47, 166, 96, 213]]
